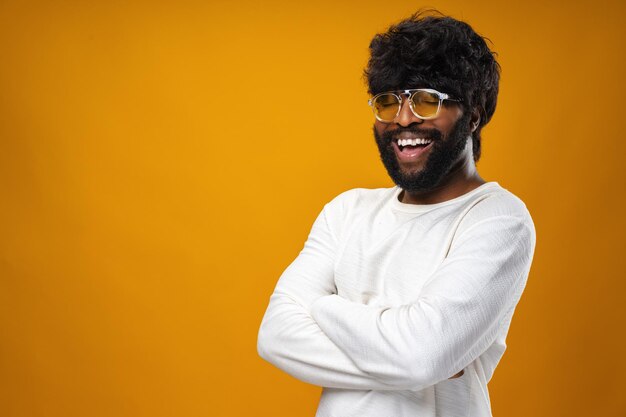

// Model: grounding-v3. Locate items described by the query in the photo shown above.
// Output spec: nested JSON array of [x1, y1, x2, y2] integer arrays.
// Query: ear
[[470, 108, 481, 132]]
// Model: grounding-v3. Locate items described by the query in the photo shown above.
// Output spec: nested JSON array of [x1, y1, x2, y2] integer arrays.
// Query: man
[[257, 11, 536, 417]]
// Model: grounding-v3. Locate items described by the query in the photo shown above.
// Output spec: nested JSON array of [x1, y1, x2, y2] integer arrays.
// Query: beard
[[373, 111, 472, 193]]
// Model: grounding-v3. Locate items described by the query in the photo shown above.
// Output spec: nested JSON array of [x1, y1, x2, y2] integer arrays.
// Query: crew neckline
[[391, 181, 500, 213]]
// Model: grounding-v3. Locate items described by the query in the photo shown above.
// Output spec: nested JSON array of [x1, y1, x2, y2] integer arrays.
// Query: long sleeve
[[257, 197, 409, 390], [310, 213, 536, 391]]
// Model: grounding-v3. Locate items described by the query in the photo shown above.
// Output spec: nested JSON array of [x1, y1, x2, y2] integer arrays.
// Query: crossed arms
[[257, 200, 535, 392]]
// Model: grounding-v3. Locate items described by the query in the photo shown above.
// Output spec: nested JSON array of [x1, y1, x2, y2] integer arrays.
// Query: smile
[[396, 137, 433, 150], [392, 139, 434, 162]]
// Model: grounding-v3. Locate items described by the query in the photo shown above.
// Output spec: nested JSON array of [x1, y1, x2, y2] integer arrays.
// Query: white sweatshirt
[[258, 182, 536, 417]]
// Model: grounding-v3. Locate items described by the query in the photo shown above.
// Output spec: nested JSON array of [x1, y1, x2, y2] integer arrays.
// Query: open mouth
[[396, 138, 433, 152], [391, 137, 434, 162]]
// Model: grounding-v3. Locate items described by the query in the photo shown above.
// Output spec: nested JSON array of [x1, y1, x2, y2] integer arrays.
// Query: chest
[[333, 211, 458, 306]]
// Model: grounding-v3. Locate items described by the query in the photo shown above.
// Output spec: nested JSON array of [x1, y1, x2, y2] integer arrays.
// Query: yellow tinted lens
[[411, 91, 440, 118], [373, 94, 400, 121]]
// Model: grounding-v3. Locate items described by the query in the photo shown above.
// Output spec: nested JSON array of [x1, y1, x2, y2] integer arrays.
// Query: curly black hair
[[364, 10, 500, 162]]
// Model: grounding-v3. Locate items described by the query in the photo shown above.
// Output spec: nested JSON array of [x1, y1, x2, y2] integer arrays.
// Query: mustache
[[381, 127, 443, 143]]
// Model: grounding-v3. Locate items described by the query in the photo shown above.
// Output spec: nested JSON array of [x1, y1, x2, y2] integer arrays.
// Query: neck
[[399, 143, 486, 205]]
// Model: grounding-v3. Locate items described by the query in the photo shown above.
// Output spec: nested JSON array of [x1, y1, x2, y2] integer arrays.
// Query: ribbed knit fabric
[[258, 182, 536, 417]]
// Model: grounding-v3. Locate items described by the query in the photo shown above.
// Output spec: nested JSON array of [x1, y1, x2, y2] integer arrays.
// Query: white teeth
[[397, 138, 433, 147]]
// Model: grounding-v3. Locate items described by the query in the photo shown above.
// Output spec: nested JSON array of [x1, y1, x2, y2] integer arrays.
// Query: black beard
[[373, 112, 472, 193]]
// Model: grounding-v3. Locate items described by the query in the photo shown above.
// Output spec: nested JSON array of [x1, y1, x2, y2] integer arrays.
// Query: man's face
[[373, 95, 472, 193]]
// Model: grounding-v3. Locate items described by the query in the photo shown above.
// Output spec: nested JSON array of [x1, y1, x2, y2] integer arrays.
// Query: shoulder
[[466, 184, 533, 222], [458, 183, 536, 242], [323, 186, 396, 215], [319, 186, 396, 236]]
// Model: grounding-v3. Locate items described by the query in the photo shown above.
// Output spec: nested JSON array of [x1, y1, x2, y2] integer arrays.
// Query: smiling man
[[258, 11, 536, 417]]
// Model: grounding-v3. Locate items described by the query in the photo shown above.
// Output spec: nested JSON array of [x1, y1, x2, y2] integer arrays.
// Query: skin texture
[[374, 97, 485, 205], [450, 369, 464, 379]]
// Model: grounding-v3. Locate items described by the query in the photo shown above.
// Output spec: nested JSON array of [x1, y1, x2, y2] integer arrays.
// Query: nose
[[394, 95, 424, 127]]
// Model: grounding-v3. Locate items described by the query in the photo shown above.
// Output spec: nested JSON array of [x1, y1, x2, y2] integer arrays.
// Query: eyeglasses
[[368, 88, 462, 123]]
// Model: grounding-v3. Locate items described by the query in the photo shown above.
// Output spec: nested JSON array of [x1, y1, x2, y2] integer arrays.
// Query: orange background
[[1, 1, 625, 416]]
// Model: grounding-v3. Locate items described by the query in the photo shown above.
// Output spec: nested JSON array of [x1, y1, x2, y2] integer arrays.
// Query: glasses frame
[[368, 88, 462, 123]]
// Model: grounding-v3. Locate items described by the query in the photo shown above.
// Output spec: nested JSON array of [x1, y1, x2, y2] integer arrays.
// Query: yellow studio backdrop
[[1, 0, 624, 416]]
